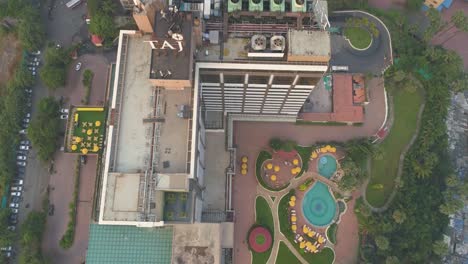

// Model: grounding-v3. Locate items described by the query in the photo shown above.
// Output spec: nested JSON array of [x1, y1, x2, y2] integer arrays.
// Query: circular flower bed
[[248, 226, 272, 253]]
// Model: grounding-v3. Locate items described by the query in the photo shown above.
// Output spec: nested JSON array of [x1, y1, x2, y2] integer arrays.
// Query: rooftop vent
[[270, 35, 285, 51], [296, 0, 305, 5], [270, 0, 285, 12], [228, 0, 242, 12], [292, 0, 307, 12], [251, 35, 267, 51], [249, 0, 263, 12]]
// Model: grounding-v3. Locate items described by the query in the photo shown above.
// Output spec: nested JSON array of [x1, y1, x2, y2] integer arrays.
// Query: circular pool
[[317, 155, 337, 179], [302, 182, 337, 227]]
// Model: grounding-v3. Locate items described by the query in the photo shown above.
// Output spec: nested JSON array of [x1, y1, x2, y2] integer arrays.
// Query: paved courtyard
[[231, 77, 385, 264]]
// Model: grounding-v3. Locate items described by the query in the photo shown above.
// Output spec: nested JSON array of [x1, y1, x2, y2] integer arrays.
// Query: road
[[329, 11, 393, 74]]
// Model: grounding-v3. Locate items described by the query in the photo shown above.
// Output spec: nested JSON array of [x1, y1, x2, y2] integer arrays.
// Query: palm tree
[[412, 159, 432, 179], [392, 210, 406, 224], [432, 240, 449, 256], [441, 11, 468, 44], [439, 197, 463, 215], [445, 174, 459, 188], [375, 235, 390, 251]]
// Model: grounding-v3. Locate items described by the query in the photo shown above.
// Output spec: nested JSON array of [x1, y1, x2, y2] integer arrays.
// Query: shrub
[[269, 138, 282, 151], [281, 140, 297, 152], [299, 178, 314, 191]]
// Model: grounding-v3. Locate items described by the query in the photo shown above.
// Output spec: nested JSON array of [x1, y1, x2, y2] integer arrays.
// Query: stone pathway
[[255, 169, 346, 264]]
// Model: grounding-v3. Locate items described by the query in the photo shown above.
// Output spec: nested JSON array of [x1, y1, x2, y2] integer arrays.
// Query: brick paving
[[42, 54, 109, 264], [333, 190, 360, 264], [232, 78, 385, 264]]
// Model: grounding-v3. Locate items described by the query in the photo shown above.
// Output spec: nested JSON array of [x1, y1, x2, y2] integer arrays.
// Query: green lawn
[[276, 242, 301, 264], [294, 145, 314, 178], [67, 107, 106, 154], [278, 191, 335, 264], [344, 27, 372, 49], [252, 196, 274, 264], [326, 223, 337, 245], [366, 89, 423, 207]]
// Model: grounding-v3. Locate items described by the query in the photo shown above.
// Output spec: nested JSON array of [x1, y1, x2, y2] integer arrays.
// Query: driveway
[[42, 54, 109, 264], [329, 11, 393, 74], [232, 78, 386, 264]]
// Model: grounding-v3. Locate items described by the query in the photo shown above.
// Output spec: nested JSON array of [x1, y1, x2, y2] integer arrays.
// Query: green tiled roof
[[86, 224, 173, 264]]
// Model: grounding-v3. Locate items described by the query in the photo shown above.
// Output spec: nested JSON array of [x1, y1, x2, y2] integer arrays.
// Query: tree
[[445, 174, 459, 188], [0, 209, 15, 247], [451, 73, 468, 93], [27, 97, 61, 161], [20, 211, 46, 246], [89, 12, 117, 42], [432, 240, 449, 256], [17, 16, 45, 51], [392, 209, 406, 224], [44, 46, 71, 67], [375, 235, 389, 251], [39, 65, 66, 90], [439, 196, 464, 215], [440, 10, 468, 44], [338, 174, 358, 191], [385, 256, 400, 264], [406, 0, 423, 10]]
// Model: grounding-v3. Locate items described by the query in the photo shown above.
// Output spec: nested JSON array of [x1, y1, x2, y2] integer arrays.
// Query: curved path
[[329, 10, 393, 75]]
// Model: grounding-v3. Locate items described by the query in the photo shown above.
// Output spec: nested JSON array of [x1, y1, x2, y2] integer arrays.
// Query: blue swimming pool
[[317, 155, 337, 179], [302, 182, 337, 227]]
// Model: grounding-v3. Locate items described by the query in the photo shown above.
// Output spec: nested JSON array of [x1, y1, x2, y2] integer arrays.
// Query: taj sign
[[145, 33, 184, 52]]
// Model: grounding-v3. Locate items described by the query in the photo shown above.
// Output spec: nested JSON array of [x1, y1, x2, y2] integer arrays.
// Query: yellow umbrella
[[321, 147, 327, 153], [303, 225, 309, 233], [266, 163, 273, 170], [81, 148, 88, 154], [290, 196, 296, 202], [242, 156, 248, 163], [294, 167, 301, 173], [241, 169, 247, 175], [289, 200, 295, 207], [306, 241, 313, 248], [311, 152, 318, 159], [330, 147, 336, 153], [75, 137, 82, 143], [241, 163, 247, 169], [93, 145, 99, 152], [291, 215, 297, 222], [71, 145, 77, 151], [299, 241, 306, 249], [291, 225, 297, 231], [307, 231, 314, 237], [291, 168, 298, 175], [274, 165, 280, 172], [270, 175, 277, 181], [326, 145, 332, 150], [87, 129, 92, 135], [95, 120, 101, 127], [293, 159, 299, 165], [318, 236, 325, 243], [310, 245, 317, 252]]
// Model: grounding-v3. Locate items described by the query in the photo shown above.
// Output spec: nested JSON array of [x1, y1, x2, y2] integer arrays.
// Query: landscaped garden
[[344, 27, 372, 49], [366, 88, 423, 207], [249, 196, 274, 264], [276, 242, 301, 263], [64, 106, 106, 154]]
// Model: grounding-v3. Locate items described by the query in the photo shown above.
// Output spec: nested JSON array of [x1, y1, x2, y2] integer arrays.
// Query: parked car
[[23, 118, 30, 123], [9, 218, 17, 225], [28, 67, 36, 71], [25, 113, 31, 118], [28, 61, 39, 66], [80, 155, 87, 165], [19, 145, 29, 150], [0, 246, 12, 252], [9, 203, 19, 209], [17, 155, 27, 161], [11, 197, 20, 203], [60, 114, 68, 120], [12, 179, 24, 185], [19, 129, 27, 134], [20, 140, 30, 145], [11, 208, 19, 214], [30, 50, 41, 55], [75, 62, 82, 71], [10, 192, 21, 197], [7, 226, 15, 231], [31, 71, 36, 76], [16, 161, 26, 167], [48, 204, 54, 216], [60, 108, 69, 114], [25, 88, 33, 94], [11, 186, 22, 191]]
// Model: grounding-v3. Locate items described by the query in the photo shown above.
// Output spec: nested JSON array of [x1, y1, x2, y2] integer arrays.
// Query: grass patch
[[296, 120, 348, 126], [59, 157, 80, 249], [327, 223, 338, 244], [294, 145, 314, 178], [276, 242, 301, 264], [366, 89, 423, 207], [344, 27, 372, 49], [278, 191, 335, 264], [66, 107, 106, 154], [252, 196, 274, 264]]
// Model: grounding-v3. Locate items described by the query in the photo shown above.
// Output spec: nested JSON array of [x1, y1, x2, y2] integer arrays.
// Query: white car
[[25, 89, 32, 94], [31, 50, 41, 55], [60, 114, 69, 120], [9, 203, 19, 209], [75, 62, 82, 71], [10, 192, 21, 197], [11, 186, 22, 191], [31, 71, 36, 76], [28, 67, 36, 71], [7, 226, 15, 231], [12, 179, 23, 185], [23, 118, 30, 123], [17, 155, 27, 161], [20, 140, 30, 145], [16, 161, 26, 167], [60, 108, 69, 114], [19, 145, 29, 150], [0, 246, 12, 252]]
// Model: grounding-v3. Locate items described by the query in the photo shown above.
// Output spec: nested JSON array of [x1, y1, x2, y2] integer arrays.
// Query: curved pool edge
[[301, 182, 338, 228]]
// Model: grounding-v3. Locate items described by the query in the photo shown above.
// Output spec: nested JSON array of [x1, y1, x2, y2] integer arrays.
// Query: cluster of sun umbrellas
[[70, 120, 102, 154], [241, 156, 248, 175], [310, 145, 337, 160]]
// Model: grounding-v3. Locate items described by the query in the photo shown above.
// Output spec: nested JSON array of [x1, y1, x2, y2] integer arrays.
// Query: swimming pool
[[317, 155, 337, 179], [302, 182, 337, 227]]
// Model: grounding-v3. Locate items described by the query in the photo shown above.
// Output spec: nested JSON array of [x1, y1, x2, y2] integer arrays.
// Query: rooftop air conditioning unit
[[249, 0, 263, 12], [270, 35, 285, 51], [228, 0, 242, 12], [251, 35, 267, 51], [270, 0, 285, 12], [292, 0, 307, 12]]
